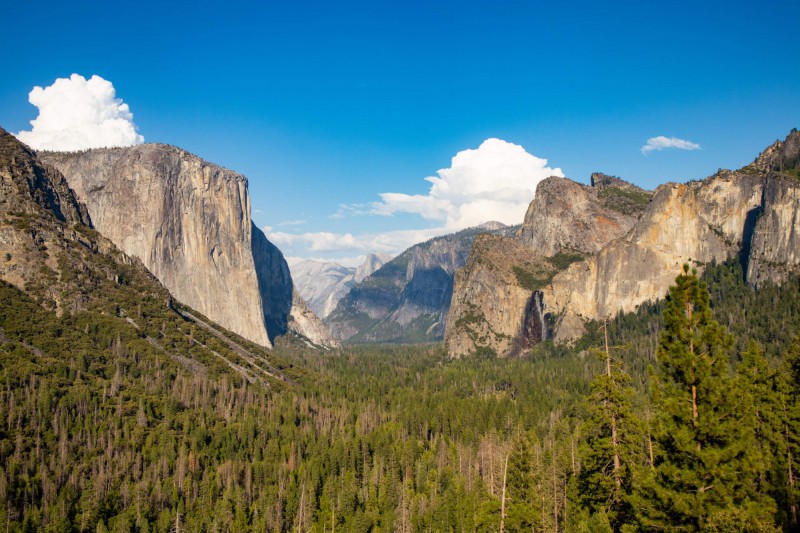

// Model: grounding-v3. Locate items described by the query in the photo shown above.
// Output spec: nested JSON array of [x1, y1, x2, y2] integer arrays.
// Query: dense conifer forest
[[1, 259, 800, 531]]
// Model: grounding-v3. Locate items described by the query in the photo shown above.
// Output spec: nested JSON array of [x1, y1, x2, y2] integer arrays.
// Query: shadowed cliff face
[[251, 222, 293, 341], [0, 128, 88, 227], [326, 223, 516, 344]]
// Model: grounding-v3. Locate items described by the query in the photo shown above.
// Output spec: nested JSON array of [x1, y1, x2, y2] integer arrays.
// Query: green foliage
[[577, 334, 641, 529], [550, 252, 585, 271], [2, 233, 800, 531], [598, 185, 652, 206], [635, 266, 774, 530]]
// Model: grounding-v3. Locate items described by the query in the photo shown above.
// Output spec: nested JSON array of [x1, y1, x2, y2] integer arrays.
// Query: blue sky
[[2, 0, 799, 265]]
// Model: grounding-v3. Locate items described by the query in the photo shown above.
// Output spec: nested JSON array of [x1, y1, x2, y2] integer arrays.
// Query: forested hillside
[[3, 248, 800, 530]]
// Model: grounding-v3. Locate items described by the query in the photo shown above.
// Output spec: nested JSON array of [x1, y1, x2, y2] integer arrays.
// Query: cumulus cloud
[[267, 227, 447, 256], [16, 74, 144, 151], [272, 138, 562, 260], [641, 136, 701, 154], [368, 138, 563, 230]]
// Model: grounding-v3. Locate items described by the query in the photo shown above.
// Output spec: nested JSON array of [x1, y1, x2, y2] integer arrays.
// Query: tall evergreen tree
[[736, 340, 785, 524], [777, 336, 800, 528], [504, 429, 537, 530], [636, 265, 775, 531], [577, 321, 639, 530]]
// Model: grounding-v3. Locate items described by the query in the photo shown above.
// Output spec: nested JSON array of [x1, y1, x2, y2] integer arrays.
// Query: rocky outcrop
[[746, 130, 800, 286], [0, 127, 92, 299], [355, 252, 392, 283], [291, 253, 391, 319], [288, 289, 340, 348], [516, 175, 650, 256], [326, 223, 516, 343], [543, 169, 766, 342], [445, 234, 557, 358], [0, 128, 87, 227], [446, 130, 800, 356]]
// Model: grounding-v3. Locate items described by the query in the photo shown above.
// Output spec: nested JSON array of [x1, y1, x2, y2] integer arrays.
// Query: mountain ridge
[[325, 223, 518, 343], [445, 129, 800, 357]]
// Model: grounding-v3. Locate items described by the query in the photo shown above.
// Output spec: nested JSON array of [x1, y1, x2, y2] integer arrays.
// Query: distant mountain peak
[[750, 128, 800, 174], [477, 221, 507, 231]]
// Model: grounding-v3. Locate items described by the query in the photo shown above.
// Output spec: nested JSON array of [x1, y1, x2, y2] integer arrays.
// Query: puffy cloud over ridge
[[641, 135, 701, 154], [267, 227, 446, 256], [271, 138, 563, 260], [370, 138, 563, 230], [16, 74, 144, 151]]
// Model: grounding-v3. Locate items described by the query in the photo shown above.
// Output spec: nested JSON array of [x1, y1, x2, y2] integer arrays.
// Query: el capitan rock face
[[40, 145, 273, 347], [40, 144, 335, 348]]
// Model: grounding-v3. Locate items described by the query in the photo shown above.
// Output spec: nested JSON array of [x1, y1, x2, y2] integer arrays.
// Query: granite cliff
[[290, 253, 391, 319], [326, 223, 515, 343], [516, 174, 650, 256], [446, 175, 649, 357], [445, 234, 559, 358], [39, 144, 333, 348], [0, 127, 290, 385], [446, 130, 800, 357]]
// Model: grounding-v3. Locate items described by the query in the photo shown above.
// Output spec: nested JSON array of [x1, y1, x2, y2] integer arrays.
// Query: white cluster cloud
[[16, 74, 144, 151], [274, 138, 563, 260], [641, 136, 700, 154], [370, 138, 563, 230], [267, 227, 446, 256]]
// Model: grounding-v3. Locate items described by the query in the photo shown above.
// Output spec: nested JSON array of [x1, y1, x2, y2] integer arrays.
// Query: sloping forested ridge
[[3, 243, 800, 531]]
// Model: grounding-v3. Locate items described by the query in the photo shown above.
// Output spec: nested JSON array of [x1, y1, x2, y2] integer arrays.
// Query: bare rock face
[[517, 175, 650, 256], [355, 252, 393, 283], [291, 260, 356, 319], [291, 253, 392, 320], [250, 223, 293, 342], [544, 171, 765, 341], [445, 234, 556, 358], [288, 289, 340, 348], [446, 130, 800, 357], [40, 145, 282, 348], [326, 224, 516, 344], [746, 131, 800, 286]]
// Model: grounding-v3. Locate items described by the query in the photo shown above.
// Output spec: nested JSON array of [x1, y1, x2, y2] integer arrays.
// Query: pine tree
[[777, 336, 800, 527], [577, 320, 639, 530], [504, 429, 537, 530], [636, 265, 775, 531], [736, 340, 781, 521]]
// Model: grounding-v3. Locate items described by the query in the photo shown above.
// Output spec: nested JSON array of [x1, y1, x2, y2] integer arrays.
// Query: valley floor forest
[[2, 257, 800, 531]]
